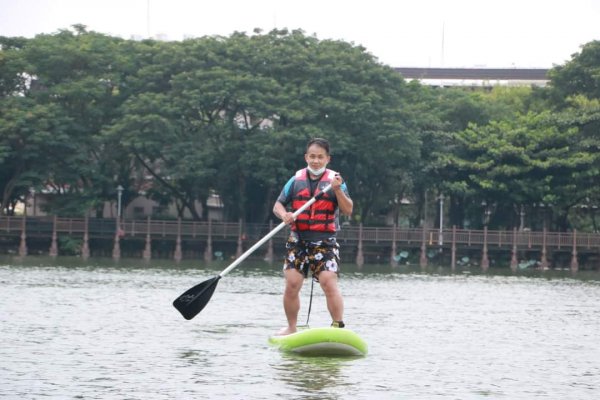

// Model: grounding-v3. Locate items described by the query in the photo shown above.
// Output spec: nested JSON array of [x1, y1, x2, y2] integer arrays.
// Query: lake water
[[1, 256, 600, 399]]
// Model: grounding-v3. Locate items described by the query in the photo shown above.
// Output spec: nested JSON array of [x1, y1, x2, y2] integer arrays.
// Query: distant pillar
[[174, 218, 182, 262], [204, 219, 213, 263], [451, 225, 457, 271], [390, 225, 398, 267], [236, 218, 243, 258], [49, 215, 58, 257], [355, 223, 364, 267], [539, 228, 549, 270], [510, 228, 518, 272], [81, 216, 90, 260], [143, 216, 152, 261], [18, 216, 27, 257], [481, 226, 489, 271], [265, 220, 274, 264], [570, 229, 579, 273], [419, 224, 427, 268]]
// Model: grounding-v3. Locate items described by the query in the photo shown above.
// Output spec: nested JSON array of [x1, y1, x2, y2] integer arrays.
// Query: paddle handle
[[219, 184, 333, 278]]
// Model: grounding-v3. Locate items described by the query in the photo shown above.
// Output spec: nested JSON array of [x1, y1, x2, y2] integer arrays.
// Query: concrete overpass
[[395, 67, 550, 88]]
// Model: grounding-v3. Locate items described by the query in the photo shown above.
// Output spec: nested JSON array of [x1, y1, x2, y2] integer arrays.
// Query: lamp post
[[29, 188, 36, 217], [438, 194, 444, 246], [117, 185, 124, 220], [519, 205, 525, 231], [482, 200, 492, 227], [483, 202, 491, 227], [113, 185, 124, 260]]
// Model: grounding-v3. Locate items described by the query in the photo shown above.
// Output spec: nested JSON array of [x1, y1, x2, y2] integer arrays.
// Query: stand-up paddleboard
[[269, 327, 368, 357]]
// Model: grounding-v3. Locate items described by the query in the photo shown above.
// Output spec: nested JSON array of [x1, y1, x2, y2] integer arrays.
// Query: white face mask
[[307, 165, 326, 176]]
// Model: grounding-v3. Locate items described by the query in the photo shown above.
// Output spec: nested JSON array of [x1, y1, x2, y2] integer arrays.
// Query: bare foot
[[277, 326, 297, 336]]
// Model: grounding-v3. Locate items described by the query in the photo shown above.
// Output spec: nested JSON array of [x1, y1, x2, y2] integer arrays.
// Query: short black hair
[[306, 137, 330, 155]]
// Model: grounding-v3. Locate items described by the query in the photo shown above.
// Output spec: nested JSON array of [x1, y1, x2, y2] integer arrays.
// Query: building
[[395, 67, 550, 88]]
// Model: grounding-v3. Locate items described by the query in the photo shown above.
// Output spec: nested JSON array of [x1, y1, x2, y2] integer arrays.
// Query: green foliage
[[548, 40, 600, 104], [58, 236, 83, 256], [103, 28, 421, 223], [1, 26, 599, 232], [437, 109, 597, 230]]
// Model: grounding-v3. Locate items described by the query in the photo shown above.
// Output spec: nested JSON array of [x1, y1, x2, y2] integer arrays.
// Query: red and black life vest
[[291, 168, 337, 233]]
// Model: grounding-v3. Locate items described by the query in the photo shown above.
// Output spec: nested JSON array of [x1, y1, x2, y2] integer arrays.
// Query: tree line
[[1, 26, 599, 232]]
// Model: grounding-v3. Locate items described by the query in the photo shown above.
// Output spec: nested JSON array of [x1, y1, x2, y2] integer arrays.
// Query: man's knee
[[318, 271, 339, 294], [284, 269, 304, 293]]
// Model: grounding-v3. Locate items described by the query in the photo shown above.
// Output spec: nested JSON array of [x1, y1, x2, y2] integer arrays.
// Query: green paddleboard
[[269, 327, 368, 357]]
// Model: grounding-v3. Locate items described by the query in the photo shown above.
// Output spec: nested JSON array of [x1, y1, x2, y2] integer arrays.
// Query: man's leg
[[279, 268, 304, 335], [318, 271, 344, 323]]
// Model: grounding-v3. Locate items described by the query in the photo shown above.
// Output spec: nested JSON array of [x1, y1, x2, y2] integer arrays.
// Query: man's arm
[[332, 174, 353, 216], [273, 177, 296, 226], [273, 201, 295, 226]]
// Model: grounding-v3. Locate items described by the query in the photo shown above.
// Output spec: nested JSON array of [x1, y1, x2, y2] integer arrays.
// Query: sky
[[1, 0, 599, 69]]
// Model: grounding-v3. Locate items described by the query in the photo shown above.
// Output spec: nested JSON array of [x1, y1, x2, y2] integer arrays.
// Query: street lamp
[[438, 194, 444, 246], [117, 185, 124, 219], [482, 200, 491, 227], [29, 188, 36, 217], [519, 205, 525, 231], [540, 202, 546, 230]]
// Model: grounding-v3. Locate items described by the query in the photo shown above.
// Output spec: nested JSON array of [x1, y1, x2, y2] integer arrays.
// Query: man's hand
[[331, 173, 353, 216], [274, 201, 296, 227], [281, 211, 295, 226], [332, 173, 344, 191]]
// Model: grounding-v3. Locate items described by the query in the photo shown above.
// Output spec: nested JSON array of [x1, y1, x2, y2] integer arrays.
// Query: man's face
[[305, 144, 330, 172]]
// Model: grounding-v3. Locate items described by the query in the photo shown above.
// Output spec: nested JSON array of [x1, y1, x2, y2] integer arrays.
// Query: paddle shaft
[[218, 184, 332, 278]]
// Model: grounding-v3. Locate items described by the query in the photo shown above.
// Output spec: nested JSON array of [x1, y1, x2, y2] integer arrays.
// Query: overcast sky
[[1, 0, 599, 68]]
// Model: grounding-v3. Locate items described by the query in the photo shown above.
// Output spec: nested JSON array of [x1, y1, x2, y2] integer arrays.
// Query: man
[[273, 138, 353, 336]]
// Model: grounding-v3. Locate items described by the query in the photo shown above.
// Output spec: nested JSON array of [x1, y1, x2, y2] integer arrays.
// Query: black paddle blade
[[172, 275, 221, 320]]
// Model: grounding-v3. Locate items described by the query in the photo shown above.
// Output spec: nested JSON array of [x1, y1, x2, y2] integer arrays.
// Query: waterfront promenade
[[1, 216, 599, 270]]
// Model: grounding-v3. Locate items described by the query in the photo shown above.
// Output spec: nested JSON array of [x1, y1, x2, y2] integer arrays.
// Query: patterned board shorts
[[283, 236, 341, 280]]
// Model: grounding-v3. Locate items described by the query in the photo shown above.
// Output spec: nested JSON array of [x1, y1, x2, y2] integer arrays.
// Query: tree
[[547, 40, 600, 103], [0, 97, 70, 213], [438, 109, 597, 230], [106, 29, 423, 224], [2, 26, 140, 216]]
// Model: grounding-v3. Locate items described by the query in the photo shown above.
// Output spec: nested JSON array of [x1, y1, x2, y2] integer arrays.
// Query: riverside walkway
[[1, 216, 599, 271]]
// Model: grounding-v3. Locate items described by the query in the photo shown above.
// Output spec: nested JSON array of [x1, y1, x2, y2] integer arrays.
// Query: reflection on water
[[178, 349, 212, 366], [272, 354, 349, 396], [1, 256, 599, 399]]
